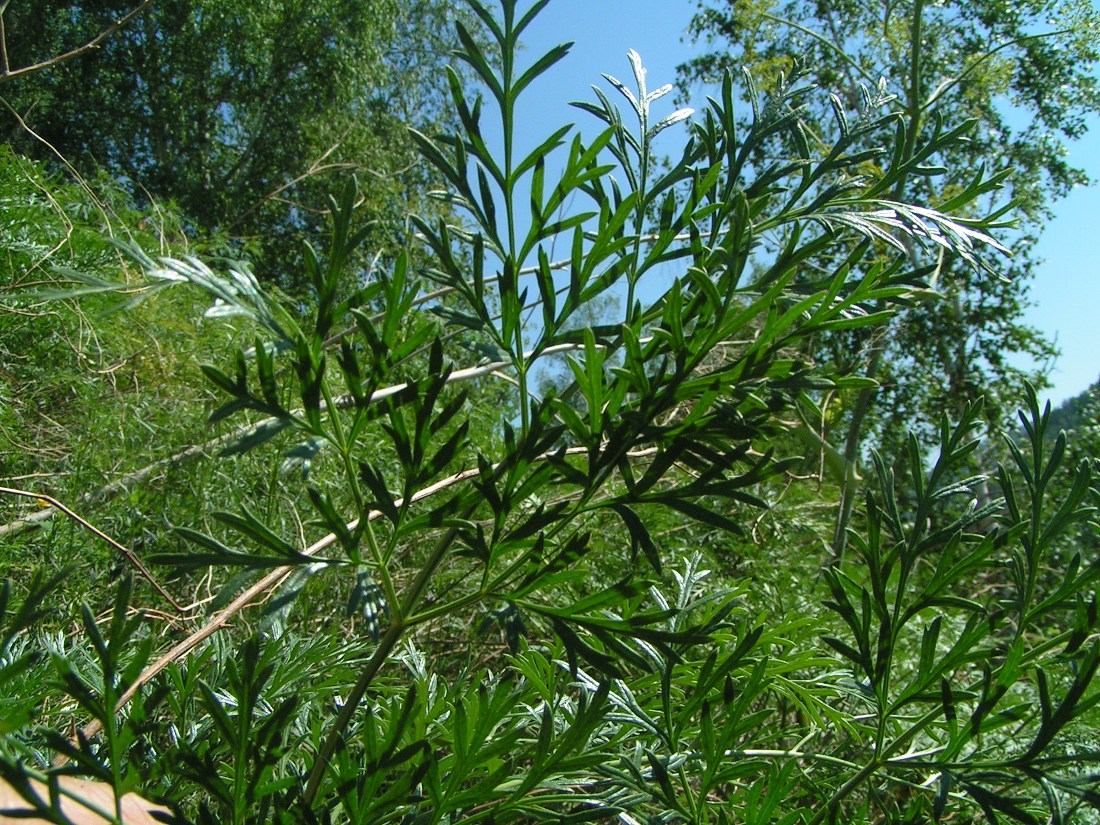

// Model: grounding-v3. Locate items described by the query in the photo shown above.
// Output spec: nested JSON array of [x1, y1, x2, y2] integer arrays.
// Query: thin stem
[[302, 517, 466, 805], [497, 11, 531, 435], [0, 0, 10, 76], [336, 433, 396, 612], [726, 748, 861, 771], [808, 705, 944, 823], [625, 83, 650, 326], [302, 619, 406, 804], [0, 487, 184, 613], [66, 464, 484, 755], [872, 1, 927, 728], [758, 11, 880, 89], [922, 30, 1069, 111]]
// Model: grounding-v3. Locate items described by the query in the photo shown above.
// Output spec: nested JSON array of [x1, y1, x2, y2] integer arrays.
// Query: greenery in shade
[[0, 0, 1098, 823]]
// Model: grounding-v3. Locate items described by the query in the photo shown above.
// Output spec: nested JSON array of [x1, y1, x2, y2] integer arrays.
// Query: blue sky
[[507, 0, 1099, 407]]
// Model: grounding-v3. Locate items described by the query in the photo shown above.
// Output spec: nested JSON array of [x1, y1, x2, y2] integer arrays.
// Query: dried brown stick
[[0, 487, 184, 613], [0, 341, 587, 539], [0, 434, 238, 539], [2, 228, 694, 539], [0, 319, 761, 543], [67, 462, 482, 750], [225, 135, 366, 233]]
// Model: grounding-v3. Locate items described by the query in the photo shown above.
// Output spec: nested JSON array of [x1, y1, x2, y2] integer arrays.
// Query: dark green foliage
[[0, 0, 466, 284], [1049, 376, 1100, 436], [821, 394, 1100, 821]]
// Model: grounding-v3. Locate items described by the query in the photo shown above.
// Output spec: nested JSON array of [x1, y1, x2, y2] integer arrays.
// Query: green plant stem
[[408, 446, 659, 626], [102, 653, 123, 823], [318, 376, 398, 609], [1019, 437, 1048, 630], [625, 118, 649, 327], [676, 763, 699, 821], [809, 704, 944, 823], [830, 341, 884, 564], [233, 689, 249, 825], [301, 520, 464, 806], [757, 11, 880, 89], [321, 384, 359, 507], [830, 0, 926, 565], [726, 749, 861, 771], [497, 10, 532, 436], [301, 619, 406, 805]]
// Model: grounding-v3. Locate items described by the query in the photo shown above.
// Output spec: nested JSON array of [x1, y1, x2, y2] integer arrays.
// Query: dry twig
[[0, 0, 155, 84], [69, 445, 660, 749], [0, 487, 185, 614]]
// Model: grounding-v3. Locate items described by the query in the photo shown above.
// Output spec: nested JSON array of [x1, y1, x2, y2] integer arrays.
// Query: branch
[[0, 487, 185, 613], [922, 30, 1069, 111], [0, 342, 587, 539], [758, 10, 879, 89], [224, 134, 418, 233], [0, 230, 696, 540], [0, 97, 120, 237], [0, 437, 234, 540], [0, 319, 737, 541], [0, 0, 155, 84]]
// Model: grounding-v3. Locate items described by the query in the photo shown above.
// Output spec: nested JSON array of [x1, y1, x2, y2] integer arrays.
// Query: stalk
[[302, 518, 466, 805], [830, 0, 926, 563]]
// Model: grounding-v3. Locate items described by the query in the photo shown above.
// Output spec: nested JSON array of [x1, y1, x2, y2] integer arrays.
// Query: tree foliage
[[680, 0, 1099, 448], [0, 0, 466, 283]]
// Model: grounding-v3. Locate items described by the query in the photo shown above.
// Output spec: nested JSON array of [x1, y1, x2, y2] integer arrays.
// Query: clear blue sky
[[508, 0, 1099, 407]]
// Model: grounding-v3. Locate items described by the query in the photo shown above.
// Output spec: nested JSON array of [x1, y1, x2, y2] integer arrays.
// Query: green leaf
[[220, 417, 292, 456], [611, 504, 662, 574], [214, 506, 304, 560], [513, 43, 573, 99]]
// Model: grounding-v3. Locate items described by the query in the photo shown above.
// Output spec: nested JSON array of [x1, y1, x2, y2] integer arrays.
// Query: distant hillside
[[1048, 376, 1100, 434]]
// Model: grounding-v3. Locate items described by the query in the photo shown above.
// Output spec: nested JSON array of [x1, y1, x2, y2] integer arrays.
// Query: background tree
[[0, 0, 466, 285], [680, 0, 1097, 435], [1049, 373, 1100, 435], [680, 0, 1100, 557]]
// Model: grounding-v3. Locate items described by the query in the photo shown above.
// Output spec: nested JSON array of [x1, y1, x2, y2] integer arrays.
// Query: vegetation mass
[[1, 0, 1099, 822]]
